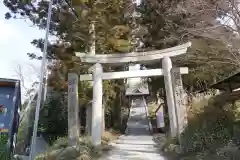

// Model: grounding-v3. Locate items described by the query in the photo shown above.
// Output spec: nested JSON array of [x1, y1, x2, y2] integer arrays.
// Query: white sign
[[156, 107, 165, 128]]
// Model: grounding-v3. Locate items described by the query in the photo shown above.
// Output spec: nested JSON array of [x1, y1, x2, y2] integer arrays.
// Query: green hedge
[[0, 134, 11, 160]]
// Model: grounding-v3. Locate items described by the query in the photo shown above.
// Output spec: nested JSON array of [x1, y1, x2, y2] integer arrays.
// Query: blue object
[[0, 78, 21, 154]]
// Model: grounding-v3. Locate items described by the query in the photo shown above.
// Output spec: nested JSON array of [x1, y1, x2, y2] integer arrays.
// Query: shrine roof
[[0, 78, 19, 82], [208, 71, 240, 91], [0, 78, 20, 87]]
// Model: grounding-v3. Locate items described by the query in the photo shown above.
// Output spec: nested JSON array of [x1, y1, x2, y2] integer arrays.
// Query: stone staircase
[[98, 98, 167, 160]]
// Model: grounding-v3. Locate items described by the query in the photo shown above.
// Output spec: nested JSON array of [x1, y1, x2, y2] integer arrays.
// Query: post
[[162, 56, 177, 138], [68, 73, 80, 146], [86, 21, 96, 137], [86, 102, 92, 136], [92, 63, 103, 146], [171, 68, 188, 143]]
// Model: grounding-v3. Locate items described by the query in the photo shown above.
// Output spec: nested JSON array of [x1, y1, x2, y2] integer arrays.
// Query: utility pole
[[28, 0, 53, 159]]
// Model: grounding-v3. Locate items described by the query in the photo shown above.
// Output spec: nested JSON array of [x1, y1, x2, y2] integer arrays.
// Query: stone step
[[98, 98, 167, 160]]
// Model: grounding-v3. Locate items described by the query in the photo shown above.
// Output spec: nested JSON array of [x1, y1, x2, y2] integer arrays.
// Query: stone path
[[99, 98, 167, 160]]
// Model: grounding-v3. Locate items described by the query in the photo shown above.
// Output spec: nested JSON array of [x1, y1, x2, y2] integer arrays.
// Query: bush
[[50, 137, 68, 150], [34, 134, 116, 160], [156, 95, 240, 159], [179, 96, 240, 159], [0, 134, 11, 160], [102, 130, 120, 145]]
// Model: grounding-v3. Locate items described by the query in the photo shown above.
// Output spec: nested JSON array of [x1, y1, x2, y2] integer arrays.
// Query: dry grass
[[102, 130, 121, 144], [34, 130, 121, 160]]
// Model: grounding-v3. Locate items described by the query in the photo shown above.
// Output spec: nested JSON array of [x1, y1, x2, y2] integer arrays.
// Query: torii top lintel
[[74, 42, 191, 65]]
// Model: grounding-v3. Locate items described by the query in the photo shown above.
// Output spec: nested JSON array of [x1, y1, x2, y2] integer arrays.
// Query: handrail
[[125, 98, 134, 134], [155, 103, 165, 115], [142, 97, 153, 133]]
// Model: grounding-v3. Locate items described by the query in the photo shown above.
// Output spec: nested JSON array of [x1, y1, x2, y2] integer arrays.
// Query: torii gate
[[68, 42, 191, 146]]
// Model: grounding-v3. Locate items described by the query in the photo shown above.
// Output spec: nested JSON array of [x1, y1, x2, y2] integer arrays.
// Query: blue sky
[[0, 2, 45, 99]]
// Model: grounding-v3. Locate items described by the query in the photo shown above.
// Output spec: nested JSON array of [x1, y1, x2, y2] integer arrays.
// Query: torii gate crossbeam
[[79, 67, 188, 81]]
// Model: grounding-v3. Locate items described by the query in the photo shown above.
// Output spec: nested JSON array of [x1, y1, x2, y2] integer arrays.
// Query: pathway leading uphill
[[99, 98, 167, 160]]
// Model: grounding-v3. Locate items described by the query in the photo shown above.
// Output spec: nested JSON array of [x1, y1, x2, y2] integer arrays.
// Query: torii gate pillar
[[162, 57, 177, 137], [92, 63, 103, 146]]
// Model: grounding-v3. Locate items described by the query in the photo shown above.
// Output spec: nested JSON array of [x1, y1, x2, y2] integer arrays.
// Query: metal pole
[[28, 0, 53, 159]]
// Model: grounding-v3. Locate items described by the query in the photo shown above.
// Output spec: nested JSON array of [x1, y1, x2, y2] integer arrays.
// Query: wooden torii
[[68, 42, 191, 146]]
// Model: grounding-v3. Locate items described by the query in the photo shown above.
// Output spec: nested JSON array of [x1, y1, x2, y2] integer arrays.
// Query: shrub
[[34, 134, 115, 160], [50, 137, 68, 150], [173, 94, 240, 160], [180, 96, 239, 158], [156, 94, 240, 160], [0, 134, 10, 160], [101, 130, 119, 144]]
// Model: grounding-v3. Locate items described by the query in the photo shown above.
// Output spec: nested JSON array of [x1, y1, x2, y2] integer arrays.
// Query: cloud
[[0, 20, 20, 44]]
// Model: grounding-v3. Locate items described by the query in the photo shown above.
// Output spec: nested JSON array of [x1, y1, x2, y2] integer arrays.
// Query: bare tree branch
[[14, 64, 27, 93]]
